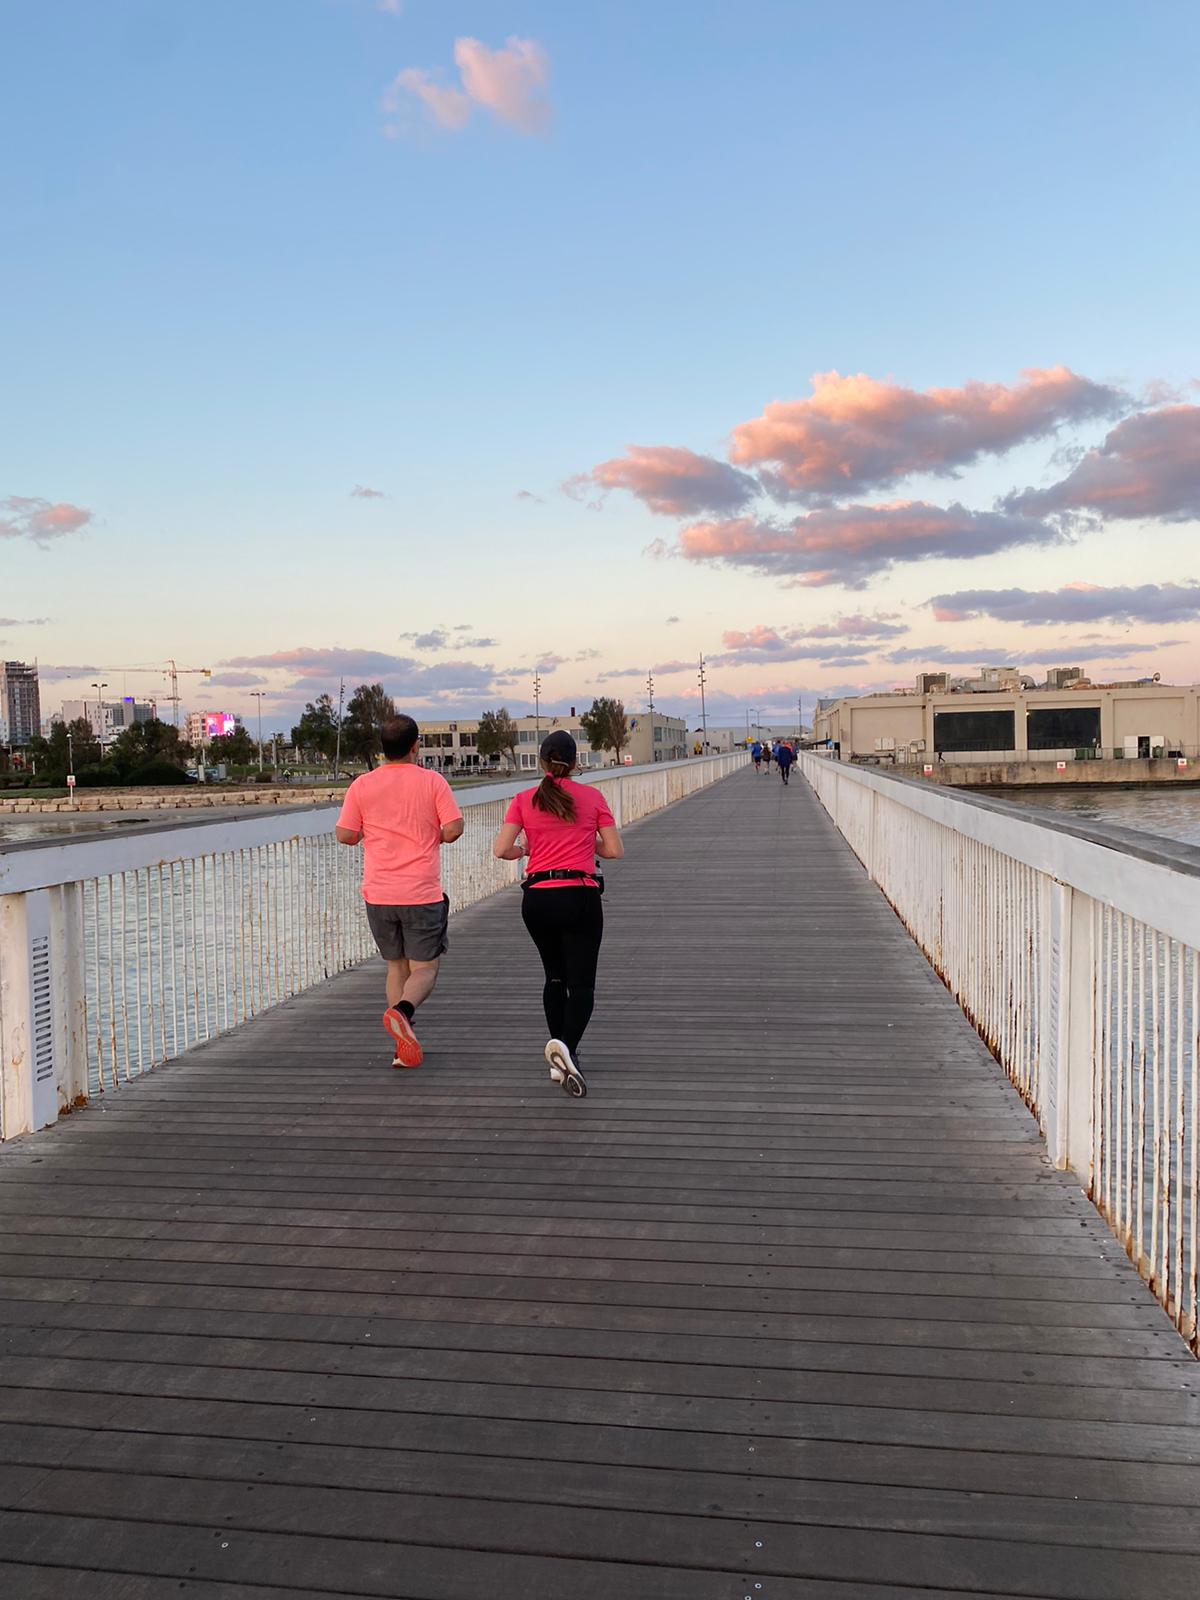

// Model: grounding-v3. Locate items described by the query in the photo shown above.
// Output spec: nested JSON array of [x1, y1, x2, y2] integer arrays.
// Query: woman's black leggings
[[520, 887, 604, 1054]]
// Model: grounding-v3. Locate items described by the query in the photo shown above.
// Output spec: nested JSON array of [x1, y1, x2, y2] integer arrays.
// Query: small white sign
[[1056, 761, 1067, 771], [922, 763, 934, 776], [66, 774, 76, 788], [1178, 758, 1189, 769]]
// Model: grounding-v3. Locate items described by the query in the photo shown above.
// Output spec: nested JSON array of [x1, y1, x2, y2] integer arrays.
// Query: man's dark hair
[[380, 715, 419, 760]]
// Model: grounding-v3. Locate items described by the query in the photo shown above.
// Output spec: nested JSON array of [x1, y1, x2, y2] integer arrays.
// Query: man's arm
[[441, 818, 465, 843], [335, 826, 362, 846]]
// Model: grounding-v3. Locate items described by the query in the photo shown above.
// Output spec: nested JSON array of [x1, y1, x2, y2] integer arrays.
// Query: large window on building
[[1027, 706, 1101, 750], [933, 709, 1015, 753]]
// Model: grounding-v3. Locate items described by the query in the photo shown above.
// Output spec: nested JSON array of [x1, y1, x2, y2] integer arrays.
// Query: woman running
[[492, 730, 624, 1097]]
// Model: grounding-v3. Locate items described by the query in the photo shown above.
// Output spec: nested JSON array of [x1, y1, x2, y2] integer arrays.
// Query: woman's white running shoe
[[544, 1039, 587, 1097]]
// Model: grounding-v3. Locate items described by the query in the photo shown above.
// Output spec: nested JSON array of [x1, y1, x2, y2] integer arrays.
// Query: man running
[[750, 740, 763, 773], [776, 740, 795, 784], [335, 714, 464, 1067]]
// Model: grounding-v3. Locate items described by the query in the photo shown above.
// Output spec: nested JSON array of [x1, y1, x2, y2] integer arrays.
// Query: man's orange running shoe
[[383, 1006, 423, 1068]]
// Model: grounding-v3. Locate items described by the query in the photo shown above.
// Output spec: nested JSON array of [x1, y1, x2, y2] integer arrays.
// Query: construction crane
[[88, 661, 212, 727]]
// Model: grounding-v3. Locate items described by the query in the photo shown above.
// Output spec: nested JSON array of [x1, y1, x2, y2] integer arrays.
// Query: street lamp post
[[90, 681, 108, 750], [697, 655, 708, 752], [646, 672, 655, 762], [249, 691, 266, 772], [333, 677, 345, 778], [533, 669, 543, 742]]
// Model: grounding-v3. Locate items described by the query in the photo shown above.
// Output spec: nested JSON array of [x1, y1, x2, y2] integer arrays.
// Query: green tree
[[109, 718, 187, 779], [27, 718, 104, 781], [290, 694, 339, 763], [580, 697, 629, 764], [207, 726, 258, 768], [342, 683, 396, 769], [476, 707, 520, 771]]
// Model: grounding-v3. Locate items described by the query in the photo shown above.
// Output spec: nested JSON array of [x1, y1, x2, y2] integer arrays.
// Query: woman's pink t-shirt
[[505, 779, 615, 888]]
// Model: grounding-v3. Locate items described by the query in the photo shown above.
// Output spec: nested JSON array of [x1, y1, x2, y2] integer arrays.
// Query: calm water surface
[[986, 786, 1200, 847]]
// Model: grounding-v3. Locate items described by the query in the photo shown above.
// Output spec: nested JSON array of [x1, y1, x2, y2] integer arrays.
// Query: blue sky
[[3, 0, 1198, 729]]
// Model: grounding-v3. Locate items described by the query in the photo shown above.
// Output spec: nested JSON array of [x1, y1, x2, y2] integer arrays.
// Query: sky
[[2, 0, 1198, 733]]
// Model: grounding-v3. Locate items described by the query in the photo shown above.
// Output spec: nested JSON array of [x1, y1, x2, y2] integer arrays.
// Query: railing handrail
[[800, 757, 1200, 950], [0, 754, 728, 896]]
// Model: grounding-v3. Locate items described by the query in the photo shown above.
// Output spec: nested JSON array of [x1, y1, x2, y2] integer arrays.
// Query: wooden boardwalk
[[1, 769, 1198, 1599]]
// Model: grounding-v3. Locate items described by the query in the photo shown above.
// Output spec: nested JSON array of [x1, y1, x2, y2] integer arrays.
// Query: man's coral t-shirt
[[337, 763, 462, 905]]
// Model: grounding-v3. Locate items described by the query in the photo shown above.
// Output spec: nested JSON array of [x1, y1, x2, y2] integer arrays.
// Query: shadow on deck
[[0, 771, 1197, 1599]]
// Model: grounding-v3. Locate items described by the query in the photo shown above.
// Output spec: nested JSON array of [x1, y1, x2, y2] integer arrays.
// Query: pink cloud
[[713, 623, 894, 666], [574, 444, 759, 517], [388, 36, 550, 136], [675, 501, 1059, 587], [456, 37, 551, 134], [389, 68, 471, 130], [728, 367, 1126, 502], [350, 484, 385, 499], [1005, 405, 1200, 521], [1, 495, 95, 543]]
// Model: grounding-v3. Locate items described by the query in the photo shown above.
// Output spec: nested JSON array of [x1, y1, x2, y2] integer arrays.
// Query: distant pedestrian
[[777, 741, 795, 784], [492, 731, 624, 1097], [751, 740, 763, 772], [335, 715, 464, 1068]]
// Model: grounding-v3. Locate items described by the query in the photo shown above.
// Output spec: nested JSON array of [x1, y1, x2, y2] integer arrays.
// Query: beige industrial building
[[815, 677, 1200, 764], [417, 710, 689, 772]]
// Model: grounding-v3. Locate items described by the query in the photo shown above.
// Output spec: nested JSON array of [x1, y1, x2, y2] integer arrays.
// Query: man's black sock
[[394, 1000, 415, 1021]]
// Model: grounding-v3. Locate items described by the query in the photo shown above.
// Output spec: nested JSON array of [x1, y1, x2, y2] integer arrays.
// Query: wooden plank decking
[[0, 769, 1197, 1599]]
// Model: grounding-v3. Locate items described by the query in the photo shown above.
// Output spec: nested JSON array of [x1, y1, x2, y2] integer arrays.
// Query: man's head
[[380, 715, 420, 761]]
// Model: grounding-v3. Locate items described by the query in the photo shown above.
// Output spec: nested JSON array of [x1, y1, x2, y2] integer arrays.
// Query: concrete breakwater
[[918, 756, 1197, 788], [0, 785, 346, 815]]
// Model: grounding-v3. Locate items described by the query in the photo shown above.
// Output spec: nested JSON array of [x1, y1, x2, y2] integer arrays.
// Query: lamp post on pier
[[697, 655, 708, 752], [646, 671, 655, 761], [533, 669, 543, 742]]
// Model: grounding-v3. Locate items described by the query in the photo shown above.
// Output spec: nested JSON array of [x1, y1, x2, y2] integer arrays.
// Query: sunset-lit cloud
[[221, 646, 508, 697], [573, 445, 759, 517], [204, 672, 270, 689], [712, 630, 881, 667], [0, 616, 49, 626], [350, 484, 385, 499], [400, 628, 499, 651], [670, 501, 1059, 586], [928, 580, 1200, 626], [1, 495, 95, 543], [887, 640, 1173, 667], [1005, 405, 1200, 522], [713, 614, 907, 665], [728, 367, 1126, 502], [388, 36, 551, 136]]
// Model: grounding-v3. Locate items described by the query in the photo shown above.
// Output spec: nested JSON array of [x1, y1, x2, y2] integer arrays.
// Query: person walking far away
[[751, 740, 763, 773], [492, 730, 624, 1098], [335, 715, 464, 1068], [776, 740, 795, 784]]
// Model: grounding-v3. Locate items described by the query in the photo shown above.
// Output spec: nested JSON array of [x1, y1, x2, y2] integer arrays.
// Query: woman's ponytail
[[531, 731, 578, 820], [532, 756, 576, 820]]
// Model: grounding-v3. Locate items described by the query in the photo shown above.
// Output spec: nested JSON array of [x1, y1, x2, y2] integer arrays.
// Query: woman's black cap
[[540, 730, 577, 765]]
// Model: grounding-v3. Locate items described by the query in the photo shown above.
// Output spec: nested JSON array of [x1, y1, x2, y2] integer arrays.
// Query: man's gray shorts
[[365, 896, 450, 962]]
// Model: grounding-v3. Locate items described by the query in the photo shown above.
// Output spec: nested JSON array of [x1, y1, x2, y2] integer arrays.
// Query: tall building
[[60, 696, 157, 748], [0, 661, 41, 747]]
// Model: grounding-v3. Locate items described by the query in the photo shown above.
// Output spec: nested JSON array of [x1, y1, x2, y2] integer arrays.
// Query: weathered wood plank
[[0, 770, 1196, 1597]]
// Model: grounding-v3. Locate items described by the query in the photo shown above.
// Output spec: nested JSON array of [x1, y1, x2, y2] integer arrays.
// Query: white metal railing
[[798, 751, 1200, 1353], [0, 754, 745, 1141]]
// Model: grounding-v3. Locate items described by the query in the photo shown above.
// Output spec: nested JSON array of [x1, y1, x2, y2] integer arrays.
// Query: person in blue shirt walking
[[775, 740, 795, 784]]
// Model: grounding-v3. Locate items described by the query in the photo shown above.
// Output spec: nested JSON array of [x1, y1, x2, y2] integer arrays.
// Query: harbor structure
[[814, 674, 1200, 763]]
